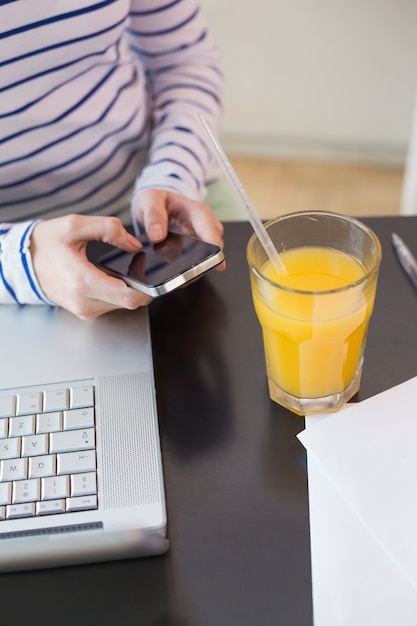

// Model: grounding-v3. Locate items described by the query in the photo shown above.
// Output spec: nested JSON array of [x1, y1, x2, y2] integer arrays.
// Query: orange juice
[[251, 246, 377, 400]]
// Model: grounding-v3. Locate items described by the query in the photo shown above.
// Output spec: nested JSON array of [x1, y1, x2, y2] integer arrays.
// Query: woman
[[0, 0, 225, 318]]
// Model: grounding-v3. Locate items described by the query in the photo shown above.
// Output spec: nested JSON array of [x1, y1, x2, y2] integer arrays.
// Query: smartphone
[[95, 231, 224, 297]]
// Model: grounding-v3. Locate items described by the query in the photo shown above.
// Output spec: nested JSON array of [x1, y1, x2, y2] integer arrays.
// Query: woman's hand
[[133, 189, 225, 271], [30, 215, 153, 319]]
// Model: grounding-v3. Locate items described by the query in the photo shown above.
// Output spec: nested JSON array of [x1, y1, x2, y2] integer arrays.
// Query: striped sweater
[[0, 0, 223, 304]]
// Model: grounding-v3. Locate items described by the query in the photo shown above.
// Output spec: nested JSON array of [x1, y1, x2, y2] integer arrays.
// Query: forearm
[[129, 0, 224, 204]]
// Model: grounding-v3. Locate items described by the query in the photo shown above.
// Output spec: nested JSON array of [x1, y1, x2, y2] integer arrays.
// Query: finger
[[215, 259, 226, 272], [184, 202, 224, 249], [62, 215, 142, 252], [187, 207, 226, 271], [134, 191, 169, 242], [83, 263, 153, 309]]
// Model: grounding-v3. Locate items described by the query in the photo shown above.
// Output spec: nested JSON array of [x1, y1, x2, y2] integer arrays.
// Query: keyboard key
[[16, 392, 42, 416], [70, 386, 94, 409], [63, 407, 95, 430], [28, 454, 56, 479], [0, 396, 15, 418], [21, 434, 48, 457], [13, 479, 40, 504], [6, 502, 35, 519], [0, 506, 5, 520], [36, 499, 66, 516], [0, 418, 8, 439], [71, 472, 97, 497], [0, 482, 12, 505], [9, 414, 36, 437], [43, 388, 69, 412], [57, 451, 96, 475], [41, 475, 70, 500], [66, 494, 98, 512], [50, 428, 95, 454], [0, 437, 21, 461], [37, 411, 62, 434], [1, 458, 28, 481]]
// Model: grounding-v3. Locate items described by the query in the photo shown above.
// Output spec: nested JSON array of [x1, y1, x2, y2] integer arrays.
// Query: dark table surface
[[1, 216, 417, 626]]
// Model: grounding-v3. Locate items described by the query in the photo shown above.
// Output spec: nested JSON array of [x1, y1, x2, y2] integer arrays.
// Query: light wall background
[[200, 0, 417, 165]]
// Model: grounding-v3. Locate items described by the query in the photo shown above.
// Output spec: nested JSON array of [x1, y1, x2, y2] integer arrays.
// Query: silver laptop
[[0, 303, 168, 571]]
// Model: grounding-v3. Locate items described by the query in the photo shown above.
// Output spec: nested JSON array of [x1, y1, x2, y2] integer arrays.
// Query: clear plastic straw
[[199, 114, 287, 275]]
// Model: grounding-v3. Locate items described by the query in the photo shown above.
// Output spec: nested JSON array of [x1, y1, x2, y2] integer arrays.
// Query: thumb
[[64, 215, 142, 253]]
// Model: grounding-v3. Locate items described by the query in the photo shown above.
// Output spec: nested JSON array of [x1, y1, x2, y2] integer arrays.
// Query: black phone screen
[[97, 231, 222, 289]]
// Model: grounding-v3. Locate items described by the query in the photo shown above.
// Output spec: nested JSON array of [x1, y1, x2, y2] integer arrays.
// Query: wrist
[[0, 220, 54, 305]]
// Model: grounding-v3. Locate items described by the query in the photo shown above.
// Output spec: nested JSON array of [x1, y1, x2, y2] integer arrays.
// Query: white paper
[[298, 376, 417, 590], [307, 454, 417, 626]]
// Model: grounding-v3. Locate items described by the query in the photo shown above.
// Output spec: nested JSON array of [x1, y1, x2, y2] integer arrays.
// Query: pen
[[391, 232, 417, 291]]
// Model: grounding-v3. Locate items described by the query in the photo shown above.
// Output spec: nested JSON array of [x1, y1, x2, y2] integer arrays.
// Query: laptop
[[0, 302, 168, 571]]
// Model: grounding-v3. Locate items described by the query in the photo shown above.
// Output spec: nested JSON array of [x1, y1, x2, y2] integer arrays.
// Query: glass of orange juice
[[247, 211, 382, 416]]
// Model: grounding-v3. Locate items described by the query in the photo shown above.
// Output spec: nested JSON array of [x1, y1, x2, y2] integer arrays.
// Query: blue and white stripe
[[0, 0, 223, 304]]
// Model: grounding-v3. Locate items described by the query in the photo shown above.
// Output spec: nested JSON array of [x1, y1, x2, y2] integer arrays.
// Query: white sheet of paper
[[299, 378, 417, 626], [306, 453, 417, 626]]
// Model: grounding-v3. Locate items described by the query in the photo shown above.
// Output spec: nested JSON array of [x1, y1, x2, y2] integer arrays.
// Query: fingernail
[[127, 234, 142, 248], [148, 224, 164, 241]]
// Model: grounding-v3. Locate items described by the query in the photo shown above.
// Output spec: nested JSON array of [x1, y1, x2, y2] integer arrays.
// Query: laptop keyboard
[[0, 382, 98, 521]]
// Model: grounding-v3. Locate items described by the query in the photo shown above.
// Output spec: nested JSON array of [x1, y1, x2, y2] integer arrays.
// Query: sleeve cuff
[[0, 221, 55, 306]]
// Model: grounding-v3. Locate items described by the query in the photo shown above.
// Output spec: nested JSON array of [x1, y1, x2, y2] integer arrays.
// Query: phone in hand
[[95, 231, 224, 297]]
